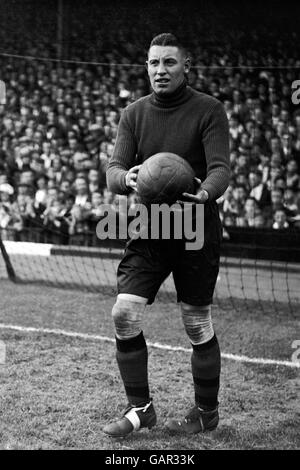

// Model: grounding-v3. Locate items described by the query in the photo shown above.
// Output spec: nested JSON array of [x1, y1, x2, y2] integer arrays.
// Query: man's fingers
[[177, 192, 197, 203], [182, 190, 208, 203], [130, 180, 138, 192], [129, 164, 142, 174], [125, 166, 141, 188], [182, 192, 200, 202]]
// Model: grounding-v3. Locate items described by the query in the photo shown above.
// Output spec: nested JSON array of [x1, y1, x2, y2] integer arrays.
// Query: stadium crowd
[[0, 1, 300, 244]]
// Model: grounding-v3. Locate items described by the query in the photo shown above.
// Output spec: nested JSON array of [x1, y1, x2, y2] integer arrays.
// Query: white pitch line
[[0, 323, 299, 369]]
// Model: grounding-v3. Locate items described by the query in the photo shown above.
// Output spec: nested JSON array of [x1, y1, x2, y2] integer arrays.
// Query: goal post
[[0, 232, 16, 282]]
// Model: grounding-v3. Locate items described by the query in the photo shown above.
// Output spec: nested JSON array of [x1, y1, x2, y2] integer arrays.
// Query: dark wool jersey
[[107, 81, 230, 201]]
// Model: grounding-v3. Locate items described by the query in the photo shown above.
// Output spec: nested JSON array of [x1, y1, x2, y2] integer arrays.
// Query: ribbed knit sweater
[[106, 81, 230, 201]]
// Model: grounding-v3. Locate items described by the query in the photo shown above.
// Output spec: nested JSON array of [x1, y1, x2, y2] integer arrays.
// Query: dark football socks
[[191, 334, 221, 410], [116, 331, 150, 406]]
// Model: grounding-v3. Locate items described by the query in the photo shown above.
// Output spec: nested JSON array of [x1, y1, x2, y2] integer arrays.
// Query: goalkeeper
[[103, 33, 230, 437]]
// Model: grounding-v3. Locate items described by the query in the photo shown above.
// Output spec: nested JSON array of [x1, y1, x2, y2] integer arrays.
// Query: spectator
[[68, 204, 90, 244], [244, 197, 260, 227], [253, 213, 265, 228], [248, 170, 271, 210], [88, 169, 101, 194], [90, 191, 105, 218], [286, 160, 299, 191], [12, 193, 36, 240], [0, 184, 14, 238], [281, 134, 294, 160], [229, 114, 244, 141], [273, 210, 289, 229], [74, 177, 90, 207], [283, 189, 298, 217], [273, 175, 287, 192], [35, 175, 48, 207], [0, 5, 299, 239]]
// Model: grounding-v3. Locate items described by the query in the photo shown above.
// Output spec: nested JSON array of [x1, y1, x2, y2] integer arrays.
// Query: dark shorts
[[117, 202, 222, 306]]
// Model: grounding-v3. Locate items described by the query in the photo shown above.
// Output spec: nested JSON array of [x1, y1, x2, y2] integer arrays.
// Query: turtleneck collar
[[150, 79, 192, 108]]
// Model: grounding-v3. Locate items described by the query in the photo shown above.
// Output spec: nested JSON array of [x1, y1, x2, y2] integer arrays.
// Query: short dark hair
[[66, 193, 75, 203], [149, 33, 187, 56], [245, 196, 258, 204], [249, 169, 262, 178], [235, 184, 247, 191]]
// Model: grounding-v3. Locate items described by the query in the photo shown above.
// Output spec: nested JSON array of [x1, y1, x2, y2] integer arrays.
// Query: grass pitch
[[0, 280, 299, 450]]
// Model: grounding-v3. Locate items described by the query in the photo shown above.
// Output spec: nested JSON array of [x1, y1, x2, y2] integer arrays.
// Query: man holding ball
[[104, 33, 230, 437]]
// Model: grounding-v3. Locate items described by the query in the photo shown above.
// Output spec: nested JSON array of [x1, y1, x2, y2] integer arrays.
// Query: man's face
[[18, 185, 28, 196], [147, 46, 189, 96], [92, 192, 103, 207], [75, 178, 88, 195], [287, 160, 297, 173], [88, 170, 99, 183], [271, 138, 280, 152], [69, 138, 78, 151], [233, 187, 246, 201], [0, 191, 9, 202], [0, 175, 8, 184], [245, 198, 256, 214], [37, 177, 47, 189], [60, 180, 71, 193], [271, 104, 280, 116], [43, 142, 51, 154], [20, 171, 34, 185], [254, 215, 264, 228], [17, 195, 27, 206], [249, 173, 260, 188], [66, 197, 74, 210], [275, 178, 286, 190], [271, 190, 282, 205], [48, 188, 58, 201], [284, 189, 294, 203], [237, 155, 248, 168], [274, 210, 286, 225], [236, 174, 247, 186]]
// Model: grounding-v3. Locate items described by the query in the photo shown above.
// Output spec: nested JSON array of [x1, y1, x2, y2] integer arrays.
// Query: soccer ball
[[136, 152, 195, 204]]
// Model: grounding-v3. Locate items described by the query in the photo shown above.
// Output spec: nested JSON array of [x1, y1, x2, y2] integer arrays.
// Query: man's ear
[[145, 61, 149, 71], [184, 57, 191, 73]]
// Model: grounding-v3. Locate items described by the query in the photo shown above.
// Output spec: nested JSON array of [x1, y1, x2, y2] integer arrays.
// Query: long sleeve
[[107, 88, 230, 200], [106, 109, 137, 195], [200, 101, 230, 200]]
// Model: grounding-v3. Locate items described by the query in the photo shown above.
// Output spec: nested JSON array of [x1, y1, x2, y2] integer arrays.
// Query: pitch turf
[[0, 280, 299, 450]]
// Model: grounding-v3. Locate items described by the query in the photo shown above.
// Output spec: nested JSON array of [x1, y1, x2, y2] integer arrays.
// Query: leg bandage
[[181, 303, 214, 345], [112, 297, 147, 340]]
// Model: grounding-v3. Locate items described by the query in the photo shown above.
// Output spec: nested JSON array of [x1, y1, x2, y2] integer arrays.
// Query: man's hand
[[125, 165, 142, 191], [180, 177, 209, 203]]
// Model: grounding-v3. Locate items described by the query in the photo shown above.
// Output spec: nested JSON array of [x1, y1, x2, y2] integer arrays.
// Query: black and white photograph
[[0, 0, 299, 453]]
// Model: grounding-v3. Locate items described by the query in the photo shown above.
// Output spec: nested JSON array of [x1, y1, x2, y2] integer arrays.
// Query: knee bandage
[[181, 303, 214, 345], [111, 297, 147, 340]]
